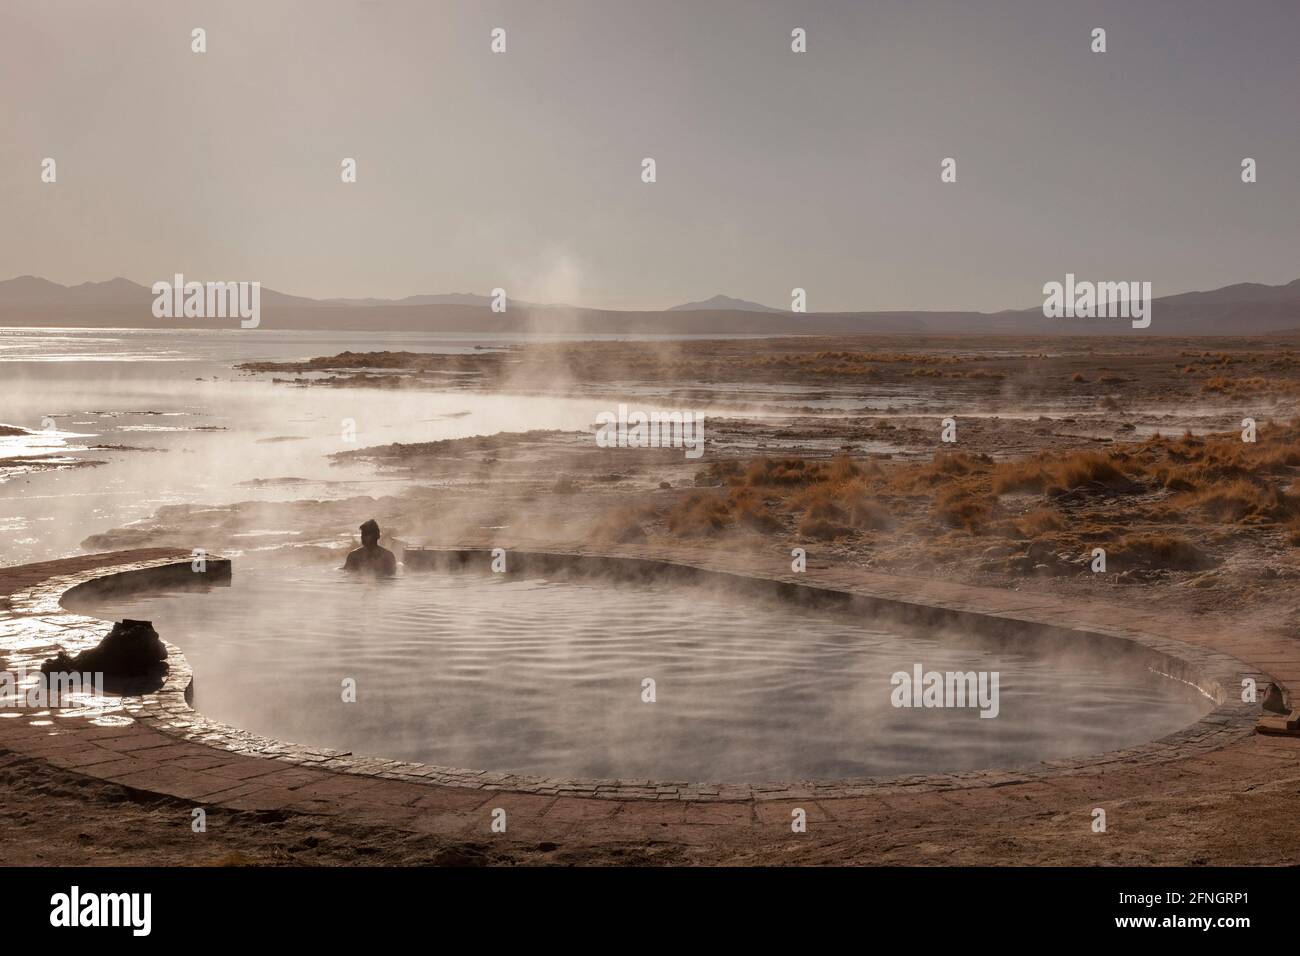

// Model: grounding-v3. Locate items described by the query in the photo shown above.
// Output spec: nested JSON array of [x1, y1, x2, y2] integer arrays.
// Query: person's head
[[359, 518, 380, 548]]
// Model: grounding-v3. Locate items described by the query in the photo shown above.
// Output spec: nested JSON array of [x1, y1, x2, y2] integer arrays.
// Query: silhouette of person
[[344, 518, 396, 576]]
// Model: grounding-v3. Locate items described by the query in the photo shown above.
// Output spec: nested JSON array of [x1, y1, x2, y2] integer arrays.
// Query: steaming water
[[0, 327, 1250, 566], [1, 328, 706, 564], [0, 327, 1059, 566], [84, 564, 1212, 782]]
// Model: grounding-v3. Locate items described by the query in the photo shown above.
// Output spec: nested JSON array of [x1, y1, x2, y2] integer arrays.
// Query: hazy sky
[[2, 0, 1297, 311]]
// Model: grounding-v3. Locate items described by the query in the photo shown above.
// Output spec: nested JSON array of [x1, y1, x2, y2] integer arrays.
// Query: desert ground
[[6, 332, 1300, 865]]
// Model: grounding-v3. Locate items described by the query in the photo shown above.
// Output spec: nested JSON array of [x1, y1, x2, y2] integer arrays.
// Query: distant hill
[[324, 292, 496, 308], [0, 275, 1296, 336], [0, 275, 151, 307], [1156, 278, 1300, 307], [667, 294, 786, 314], [0, 275, 321, 310]]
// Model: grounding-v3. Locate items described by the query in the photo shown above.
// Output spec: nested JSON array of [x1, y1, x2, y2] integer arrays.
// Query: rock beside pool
[[1261, 682, 1288, 714], [41, 619, 168, 684]]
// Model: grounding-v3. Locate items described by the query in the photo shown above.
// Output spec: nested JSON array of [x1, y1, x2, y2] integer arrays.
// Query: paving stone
[[411, 788, 496, 812], [217, 787, 309, 812], [544, 799, 622, 822]]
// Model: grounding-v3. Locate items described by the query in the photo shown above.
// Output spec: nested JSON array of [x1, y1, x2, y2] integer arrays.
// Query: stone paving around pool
[[0, 546, 1292, 855]]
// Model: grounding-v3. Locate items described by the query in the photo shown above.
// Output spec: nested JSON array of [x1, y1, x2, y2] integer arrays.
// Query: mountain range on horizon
[[666, 294, 789, 314], [0, 274, 1298, 336], [0, 275, 788, 313]]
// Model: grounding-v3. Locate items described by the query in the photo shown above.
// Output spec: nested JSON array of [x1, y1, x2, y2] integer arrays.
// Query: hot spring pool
[[83, 563, 1212, 783]]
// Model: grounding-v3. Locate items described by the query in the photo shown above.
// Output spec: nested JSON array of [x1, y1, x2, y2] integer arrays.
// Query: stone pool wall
[[0, 548, 1262, 809]]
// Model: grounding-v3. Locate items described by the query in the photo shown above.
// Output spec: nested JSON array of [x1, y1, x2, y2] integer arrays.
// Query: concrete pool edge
[[1, 548, 1265, 805]]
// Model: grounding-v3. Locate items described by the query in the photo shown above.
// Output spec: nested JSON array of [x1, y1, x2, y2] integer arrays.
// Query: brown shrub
[[667, 491, 731, 536], [934, 486, 990, 531], [797, 516, 852, 540], [838, 452, 869, 476], [849, 497, 893, 531], [704, 460, 742, 482], [1016, 508, 1064, 536], [902, 451, 991, 490], [1174, 480, 1296, 523], [1142, 426, 1300, 487], [1255, 442, 1300, 472], [784, 470, 894, 531], [1110, 534, 1216, 571], [1049, 451, 1130, 492], [805, 499, 848, 522], [790, 479, 843, 512], [729, 486, 781, 532], [744, 457, 821, 487], [992, 451, 1130, 496], [990, 459, 1046, 494]]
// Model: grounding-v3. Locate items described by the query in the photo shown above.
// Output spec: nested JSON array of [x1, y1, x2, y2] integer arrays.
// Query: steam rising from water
[[0, 331, 623, 562], [83, 563, 1211, 783]]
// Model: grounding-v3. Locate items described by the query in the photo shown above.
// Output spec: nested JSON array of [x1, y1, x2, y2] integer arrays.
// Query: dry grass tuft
[[666, 492, 732, 536], [1173, 480, 1296, 522], [1109, 533, 1216, 571], [730, 486, 782, 532], [933, 485, 990, 531], [650, 422, 1300, 555], [797, 516, 853, 540], [1016, 508, 1065, 537], [992, 450, 1130, 495]]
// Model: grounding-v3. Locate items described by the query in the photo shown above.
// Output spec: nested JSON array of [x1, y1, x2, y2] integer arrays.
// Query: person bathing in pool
[[344, 518, 396, 577]]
